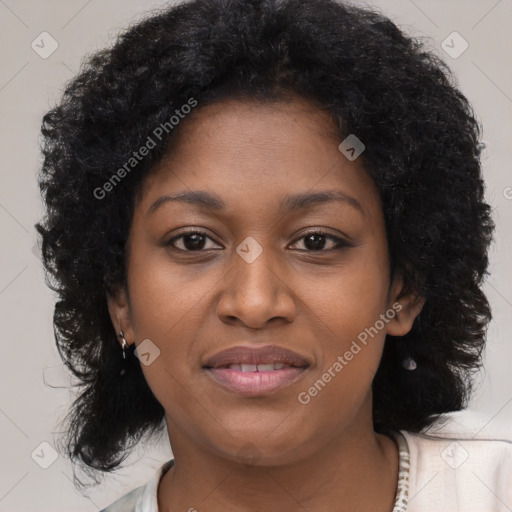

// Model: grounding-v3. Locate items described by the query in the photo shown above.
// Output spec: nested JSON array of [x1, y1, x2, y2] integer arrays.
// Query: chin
[[206, 427, 319, 468]]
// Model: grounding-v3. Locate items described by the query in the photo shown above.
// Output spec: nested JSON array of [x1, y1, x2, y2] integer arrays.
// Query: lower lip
[[205, 367, 307, 396]]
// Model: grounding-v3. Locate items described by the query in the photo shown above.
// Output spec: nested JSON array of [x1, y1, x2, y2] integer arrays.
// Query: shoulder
[[100, 485, 146, 512], [99, 459, 174, 512], [399, 418, 512, 511]]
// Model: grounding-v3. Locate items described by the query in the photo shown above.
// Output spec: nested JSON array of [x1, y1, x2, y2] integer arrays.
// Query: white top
[[100, 429, 512, 511]]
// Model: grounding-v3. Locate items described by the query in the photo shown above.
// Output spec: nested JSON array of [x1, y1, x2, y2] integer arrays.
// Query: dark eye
[[165, 229, 350, 253], [166, 231, 221, 252], [289, 231, 350, 252]]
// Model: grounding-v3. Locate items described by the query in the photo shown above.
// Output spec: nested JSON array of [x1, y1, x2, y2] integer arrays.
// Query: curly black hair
[[35, 0, 494, 485]]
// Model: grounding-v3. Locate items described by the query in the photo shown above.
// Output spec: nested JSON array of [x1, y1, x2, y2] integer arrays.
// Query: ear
[[106, 285, 135, 347], [385, 273, 424, 336]]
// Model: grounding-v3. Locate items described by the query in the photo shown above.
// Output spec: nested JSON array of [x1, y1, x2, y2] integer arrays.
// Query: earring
[[402, 357, 417, 371], [118, 331, 128, 376], [118, 331, 128, 359]]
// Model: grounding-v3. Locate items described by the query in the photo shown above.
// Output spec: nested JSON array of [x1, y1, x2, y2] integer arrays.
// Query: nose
[[216, 243, 297, 329]]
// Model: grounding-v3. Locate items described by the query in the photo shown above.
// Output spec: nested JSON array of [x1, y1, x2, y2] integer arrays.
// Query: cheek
[[297, 246, 390, 405], [303, 245, 390, 340], [127, 244, 213, 336], [306, 283, 387, 386], [294, 289, 388, 440], [124, 246, 216, 397]]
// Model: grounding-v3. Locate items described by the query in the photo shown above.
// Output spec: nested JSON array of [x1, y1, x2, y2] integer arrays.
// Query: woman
[[35, 0, 511, 510]]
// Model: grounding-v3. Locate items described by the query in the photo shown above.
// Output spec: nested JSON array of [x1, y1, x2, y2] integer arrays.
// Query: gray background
[[0, 0, 511, 510]]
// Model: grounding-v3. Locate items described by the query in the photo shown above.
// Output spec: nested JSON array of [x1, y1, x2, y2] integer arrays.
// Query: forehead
[[167, 96, 341, 165], [136, 96, 381, 221]]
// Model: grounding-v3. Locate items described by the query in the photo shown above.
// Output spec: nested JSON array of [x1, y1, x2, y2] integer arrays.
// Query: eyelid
[[165, 229, 223, 250], [288, 229, 352, 251], [165, 227, 353, 253]]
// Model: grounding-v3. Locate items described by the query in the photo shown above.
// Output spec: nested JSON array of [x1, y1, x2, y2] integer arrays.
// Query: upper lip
[[203, 344, 310, 369]]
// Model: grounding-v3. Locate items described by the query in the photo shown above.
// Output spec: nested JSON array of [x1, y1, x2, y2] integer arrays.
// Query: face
[[108, 95, 421, 466]]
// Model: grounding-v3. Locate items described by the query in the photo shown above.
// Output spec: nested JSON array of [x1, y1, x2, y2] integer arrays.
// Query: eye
[[289, 231, 350, 252], [165, 230, 222, 252], [165, 229, 351, 253]]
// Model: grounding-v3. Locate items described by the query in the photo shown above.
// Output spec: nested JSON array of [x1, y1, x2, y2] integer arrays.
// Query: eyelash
[[165, 229, 351, 254]]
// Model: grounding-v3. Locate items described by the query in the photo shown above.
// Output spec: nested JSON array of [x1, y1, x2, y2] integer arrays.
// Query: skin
[[108, 95, 424, 512]]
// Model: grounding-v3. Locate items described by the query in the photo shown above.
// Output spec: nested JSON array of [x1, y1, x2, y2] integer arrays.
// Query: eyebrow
[[146, 189, 365, 217]]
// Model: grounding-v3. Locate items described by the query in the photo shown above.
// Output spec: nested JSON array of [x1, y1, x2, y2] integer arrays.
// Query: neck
[[157, 414, 398, 512]]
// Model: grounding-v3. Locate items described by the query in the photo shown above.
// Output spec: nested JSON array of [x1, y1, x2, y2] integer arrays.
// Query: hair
[[36, 0, 494, 486]]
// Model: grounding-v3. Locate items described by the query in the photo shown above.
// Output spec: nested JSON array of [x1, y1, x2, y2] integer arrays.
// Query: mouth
[[210, 362, 301, 371], [202, 344, 310, 396]]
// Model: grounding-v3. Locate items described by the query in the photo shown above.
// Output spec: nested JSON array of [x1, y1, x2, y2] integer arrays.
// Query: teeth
[[256, 363, 276, 372], [226, 363, 290, 372]]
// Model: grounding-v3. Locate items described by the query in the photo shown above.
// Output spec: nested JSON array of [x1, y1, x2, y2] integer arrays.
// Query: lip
[[205, 366, 308, 396], [203, 344, 310, 369], [202, 344, 310, 397]]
